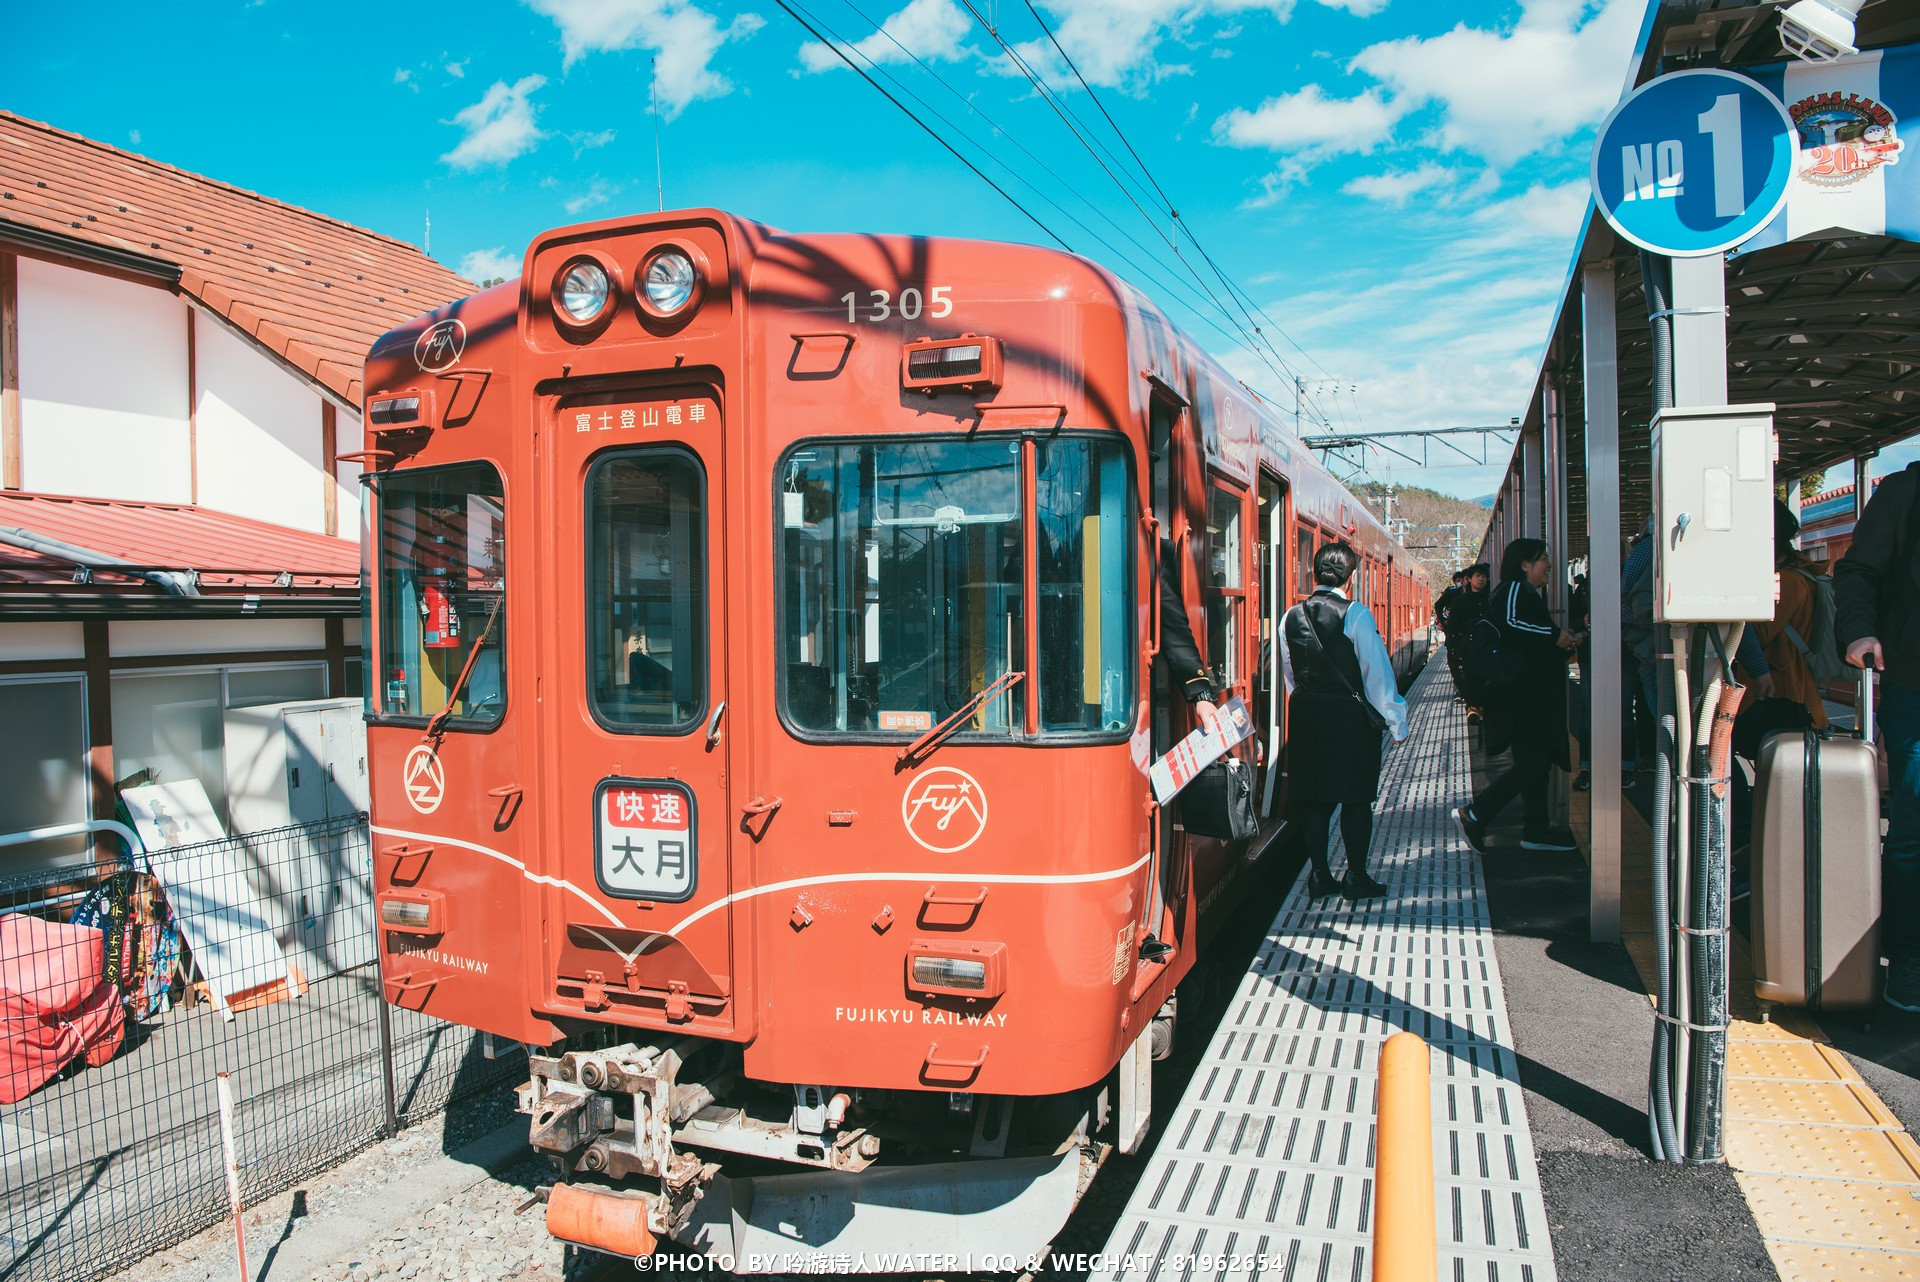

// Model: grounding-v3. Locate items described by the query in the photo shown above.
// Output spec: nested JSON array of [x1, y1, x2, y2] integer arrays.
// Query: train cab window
[[1205, 485, 1244, 691], [374, 464, 506, 724], [780, 438, 1025, 737], [1036, 438, 1134, 733], [1295, 526, 1315, 598], [587, 450, 706, 730]]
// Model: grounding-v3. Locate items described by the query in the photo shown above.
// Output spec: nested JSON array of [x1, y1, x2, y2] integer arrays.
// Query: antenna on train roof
[[652, 57, 665, 213]]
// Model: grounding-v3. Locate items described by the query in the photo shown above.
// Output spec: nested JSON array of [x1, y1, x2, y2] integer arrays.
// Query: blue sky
[[7, 0, 1678, 499]]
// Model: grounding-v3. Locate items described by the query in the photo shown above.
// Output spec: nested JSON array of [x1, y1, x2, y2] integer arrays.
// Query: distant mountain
[[1352, 483, 1492, 593], [1474, 494, 1496, 508]]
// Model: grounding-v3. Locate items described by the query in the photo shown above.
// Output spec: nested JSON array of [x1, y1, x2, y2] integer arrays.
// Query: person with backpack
[[1743, 499, 1833, 729], [1834, 462, 1920, 1013], [1454, 538, 1579, 853], [1278, 541, 1410, 900]]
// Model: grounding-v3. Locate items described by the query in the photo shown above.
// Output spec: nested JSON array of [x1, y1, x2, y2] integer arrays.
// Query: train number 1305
[[841, 286, 953, 323]]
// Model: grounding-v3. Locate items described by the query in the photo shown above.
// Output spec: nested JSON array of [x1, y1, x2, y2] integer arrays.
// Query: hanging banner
[[1740, 42, 1917, 252]]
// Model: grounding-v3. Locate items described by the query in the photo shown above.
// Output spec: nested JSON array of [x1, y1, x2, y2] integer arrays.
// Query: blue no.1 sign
[[1591, 68, 1797, 257]]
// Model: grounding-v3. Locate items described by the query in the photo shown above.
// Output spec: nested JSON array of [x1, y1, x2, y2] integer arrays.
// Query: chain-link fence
[[0, 815, 520, 1282]]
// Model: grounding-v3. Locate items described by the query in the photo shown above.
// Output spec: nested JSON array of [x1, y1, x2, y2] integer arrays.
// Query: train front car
[[359, 211, 1241, 1268]]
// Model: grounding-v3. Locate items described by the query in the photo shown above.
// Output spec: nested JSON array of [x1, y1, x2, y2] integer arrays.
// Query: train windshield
[[373, 464, 506, 724], [779, 435, 1132, 738]]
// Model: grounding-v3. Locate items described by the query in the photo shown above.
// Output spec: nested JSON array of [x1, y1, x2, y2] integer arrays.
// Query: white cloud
[[565, 179, 622, 214], [1341, 162, 1455, 206], [570, 128, 618, 152], [128, 129, 141, 145], [1350, 0, 1644, 165], [458, 247, 522, 281], [800, 0, 970, 72], [1466, 179, 1589, 246], [394, 68, 412, 85], [525, 0, 765, 119], [446, 59, 468, 78], [441, 74, 548, 169], [1214, 84, 1404, 160]]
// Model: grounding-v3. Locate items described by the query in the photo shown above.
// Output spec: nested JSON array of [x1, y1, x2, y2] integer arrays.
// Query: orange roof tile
[[0, 112, 476, 407], [0, 490, 356, 595]]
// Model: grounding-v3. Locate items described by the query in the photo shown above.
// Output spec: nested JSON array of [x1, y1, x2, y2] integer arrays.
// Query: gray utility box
[[223, 697, 373, 977], [1651, 403, 1776, 622]]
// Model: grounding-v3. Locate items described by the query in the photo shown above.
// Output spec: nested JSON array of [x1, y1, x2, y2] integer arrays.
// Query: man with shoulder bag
[[1278, 541, 1410, 901]]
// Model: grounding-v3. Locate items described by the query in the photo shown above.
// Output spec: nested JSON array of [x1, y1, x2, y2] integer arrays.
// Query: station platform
[[1095, 661, 1559, 1281]]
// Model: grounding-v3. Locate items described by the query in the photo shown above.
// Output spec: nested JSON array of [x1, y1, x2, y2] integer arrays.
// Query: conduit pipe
[[0, 525, 201, 596]]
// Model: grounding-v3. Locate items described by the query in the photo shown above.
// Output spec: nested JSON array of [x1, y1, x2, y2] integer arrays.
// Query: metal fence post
[[375, 956, 400, 1138]]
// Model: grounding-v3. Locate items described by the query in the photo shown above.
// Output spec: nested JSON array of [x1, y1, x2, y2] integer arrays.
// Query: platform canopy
[[1488, 0, 1920, 564]]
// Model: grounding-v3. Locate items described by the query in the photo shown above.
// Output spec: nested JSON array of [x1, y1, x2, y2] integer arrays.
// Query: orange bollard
[[1372, 1031, 1437, 1282]]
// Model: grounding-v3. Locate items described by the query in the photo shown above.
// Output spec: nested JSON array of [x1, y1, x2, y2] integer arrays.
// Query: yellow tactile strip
[[1598, 800, 1920, 1279], [1723, 1008, 1920, 1280]]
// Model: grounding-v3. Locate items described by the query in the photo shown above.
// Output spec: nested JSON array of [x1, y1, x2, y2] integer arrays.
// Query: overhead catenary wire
[[811, 0, 1304, 389], [1011, 0, 1338, 382], [963, 0, 1310, 386], [781, 0, 1329, 412]]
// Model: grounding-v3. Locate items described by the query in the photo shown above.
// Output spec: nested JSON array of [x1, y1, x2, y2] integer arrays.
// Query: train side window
[[588, 449, 707, 731], [374, 463, 506, 725], [1205, 484, 1244, 691], [1295, 526, 1314, 598], [1036, 437, 1135, 733]]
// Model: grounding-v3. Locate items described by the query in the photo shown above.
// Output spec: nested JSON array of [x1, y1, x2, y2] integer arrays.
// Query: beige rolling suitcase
[[1751, 722, 1882, 1009]]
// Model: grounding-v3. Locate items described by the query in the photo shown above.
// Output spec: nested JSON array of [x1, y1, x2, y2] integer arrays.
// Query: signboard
[[1741, 43, 1917, 251], [1592, 68, 1796, 256], [1148, 696, 1255, 804], [595, 779, 696, 902]]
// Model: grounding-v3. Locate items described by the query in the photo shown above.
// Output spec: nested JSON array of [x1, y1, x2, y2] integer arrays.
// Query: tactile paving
[[1094, 662, 1558, 1282]]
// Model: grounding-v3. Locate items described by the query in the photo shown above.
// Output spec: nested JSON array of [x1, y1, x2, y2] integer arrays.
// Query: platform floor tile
[[1094, 663, 1557, 1282]]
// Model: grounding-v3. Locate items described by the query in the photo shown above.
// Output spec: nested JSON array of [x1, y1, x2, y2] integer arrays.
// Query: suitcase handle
[[1858, 669, 1875, 745]]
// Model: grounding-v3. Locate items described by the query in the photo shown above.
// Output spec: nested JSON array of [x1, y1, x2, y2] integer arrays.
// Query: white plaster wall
[[334, 408, 364, 541], [17, 258, 192, 501], [195, 312, 326, 532], [0, 622, 85, 661], [110, 618, 326, 657]]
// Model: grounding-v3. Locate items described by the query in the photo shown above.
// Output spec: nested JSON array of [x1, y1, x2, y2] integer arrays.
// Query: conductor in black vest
[[1278, 541, 1410, 900]]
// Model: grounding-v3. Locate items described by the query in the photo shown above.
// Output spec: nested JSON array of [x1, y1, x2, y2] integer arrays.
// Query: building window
[[0, 676, 90, 870]]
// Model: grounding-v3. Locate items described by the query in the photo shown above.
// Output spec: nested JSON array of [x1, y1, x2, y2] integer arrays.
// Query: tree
[[1775, 469, 1828, 503]]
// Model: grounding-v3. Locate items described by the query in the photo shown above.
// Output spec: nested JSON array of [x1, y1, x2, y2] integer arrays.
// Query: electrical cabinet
[[1652, 403, 1776, 622], [223, 697, 373, 975]]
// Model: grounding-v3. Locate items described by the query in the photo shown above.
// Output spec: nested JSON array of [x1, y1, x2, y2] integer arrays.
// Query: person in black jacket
[[1280, 542, 1410, 900], [1158, 537, 1221, 735], [1454, 538, 1579, 853], [1834, 461, 1920, 1012]]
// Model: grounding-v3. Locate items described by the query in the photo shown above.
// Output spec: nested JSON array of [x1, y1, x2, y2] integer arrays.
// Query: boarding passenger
[[1744, 500, 1830, 731], [1278, 541, 1410, 900], [1453, 538, 1579, 854], [1834, 463, 1920, 1012], [1159, 537, 1221, 735]]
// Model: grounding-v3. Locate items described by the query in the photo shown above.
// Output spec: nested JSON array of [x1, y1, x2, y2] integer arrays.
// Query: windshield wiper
[[896, 670, 1026, 770], [424, 592, 506, 741]]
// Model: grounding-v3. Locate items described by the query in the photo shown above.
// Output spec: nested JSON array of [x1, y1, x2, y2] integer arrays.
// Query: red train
[[358, 210, 1426, 1266]]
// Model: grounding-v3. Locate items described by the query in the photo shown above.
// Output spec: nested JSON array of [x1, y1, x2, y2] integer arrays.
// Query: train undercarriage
[[522, 1012, 1171, 1269]]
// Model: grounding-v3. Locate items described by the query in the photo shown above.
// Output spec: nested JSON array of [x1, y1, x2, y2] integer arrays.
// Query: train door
[[544, 386, 741, 1035], [1144, 392, 1182, 943], [1256, 472, 1286, 819]]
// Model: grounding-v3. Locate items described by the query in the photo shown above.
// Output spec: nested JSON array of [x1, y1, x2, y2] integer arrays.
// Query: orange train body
[[360, 210, 1428, 1262]]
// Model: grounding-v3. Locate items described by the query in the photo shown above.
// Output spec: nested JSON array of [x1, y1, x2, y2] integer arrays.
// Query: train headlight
[[637, 245, 702, 320], [378, 891, 445, 934], [906, 940, 1007, 997], [912, 957, 987, 990], [555, 258, 613, 326]]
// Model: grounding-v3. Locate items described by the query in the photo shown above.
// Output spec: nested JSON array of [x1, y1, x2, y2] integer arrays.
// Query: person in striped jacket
[[1455, 537, 1580, 853]]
